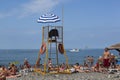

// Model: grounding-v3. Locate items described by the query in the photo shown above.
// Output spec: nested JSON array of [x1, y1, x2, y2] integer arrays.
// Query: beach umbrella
[[107, 43, 120, 52], [37, 13, 60, 23]]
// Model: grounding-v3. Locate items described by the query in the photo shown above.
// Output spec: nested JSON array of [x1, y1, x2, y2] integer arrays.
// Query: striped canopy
[[37, 13, 60, 23]]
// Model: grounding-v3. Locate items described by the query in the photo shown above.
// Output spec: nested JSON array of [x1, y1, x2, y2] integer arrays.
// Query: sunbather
[[73, 63, 84, 73]]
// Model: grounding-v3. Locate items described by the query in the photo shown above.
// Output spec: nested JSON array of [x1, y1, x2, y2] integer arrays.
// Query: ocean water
[[0, 49, 119, 66]]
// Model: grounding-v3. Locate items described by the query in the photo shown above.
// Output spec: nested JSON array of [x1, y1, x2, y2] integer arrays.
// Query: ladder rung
[[49, 53, 56, 54], [49, 40, 57, 42], [48, 58, 56, 60]]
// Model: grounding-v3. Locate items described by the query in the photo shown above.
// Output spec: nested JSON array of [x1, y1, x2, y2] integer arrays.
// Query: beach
[[1, 0, 120, 80], [6, 71, 120, 80], [0, 49, 120, 80]]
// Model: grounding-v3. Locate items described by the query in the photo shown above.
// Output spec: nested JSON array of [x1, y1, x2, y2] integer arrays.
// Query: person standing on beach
[[35, 57, 41, 68], [24, 58, 31, 69], [109, 53, 116, 68], [90, 56, 94, 67], [83, 56, 87, 66], [103, 48, 110, 69], [48, 58, 53, 71], [86, 56, 91, 69]]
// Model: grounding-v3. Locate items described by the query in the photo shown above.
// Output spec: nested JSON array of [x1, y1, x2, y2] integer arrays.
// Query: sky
[[0, 0, 120, 49]]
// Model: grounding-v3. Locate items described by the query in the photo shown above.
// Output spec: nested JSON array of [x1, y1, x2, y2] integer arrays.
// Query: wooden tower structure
[[35, 25, 70, 75]]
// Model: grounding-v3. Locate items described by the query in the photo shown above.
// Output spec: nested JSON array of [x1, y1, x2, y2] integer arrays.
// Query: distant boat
[[69, 49, 80, 52]]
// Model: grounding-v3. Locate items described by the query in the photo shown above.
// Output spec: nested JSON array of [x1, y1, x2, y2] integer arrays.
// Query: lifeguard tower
[[34, 13, 71, 75]]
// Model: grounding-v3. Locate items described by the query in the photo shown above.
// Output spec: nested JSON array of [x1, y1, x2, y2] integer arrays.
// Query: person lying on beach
[[0, 66, 8, 80], [59, 63, 67, 72], [47, 58, 59, 72], [0, 65, 21, 80], [82, 64, 91, 73], [92, 62, 104, 73], [92, 56, 103, 72], [92, 56, 109, 73], [8, 64, 17, 75], [0, 66, 8, 76], [72, 63, 84, 73]]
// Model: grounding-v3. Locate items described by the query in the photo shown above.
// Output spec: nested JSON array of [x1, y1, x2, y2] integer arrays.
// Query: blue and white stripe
[[37, 13, 60, 23]]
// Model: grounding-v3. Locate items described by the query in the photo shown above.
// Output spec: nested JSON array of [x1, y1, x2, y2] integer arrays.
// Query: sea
[[0, 49, 119, 67]]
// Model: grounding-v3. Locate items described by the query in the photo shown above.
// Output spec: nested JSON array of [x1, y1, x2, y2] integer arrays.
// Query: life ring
[[40, 43, 46, 54], [58, 43, 64, 54]]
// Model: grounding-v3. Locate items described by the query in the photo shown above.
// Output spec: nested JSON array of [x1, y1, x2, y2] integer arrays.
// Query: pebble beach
[[6, 71, 120, 80]]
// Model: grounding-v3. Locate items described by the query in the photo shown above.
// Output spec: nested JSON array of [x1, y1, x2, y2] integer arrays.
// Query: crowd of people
[[44, 48, 120, 74], [0, 63, 19, 80], [70, 48, 120, 73], [56, 48, 120, 73], [0, 58, 32, 80], [93, 48, 119, 73], [1, 48, 120, 80]]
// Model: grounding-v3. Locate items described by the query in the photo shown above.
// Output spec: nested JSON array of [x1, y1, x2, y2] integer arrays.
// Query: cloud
[[0, 28, 40, 37], [0, 8, 19, 18], [0, 12, 13, 18], [21, 0, 60, 14], [0, 0, 64, 18], [23, 30, 41, 35]]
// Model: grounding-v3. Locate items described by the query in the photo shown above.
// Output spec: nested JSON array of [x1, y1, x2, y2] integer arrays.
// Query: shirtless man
[[103, 48, 110, 69]]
